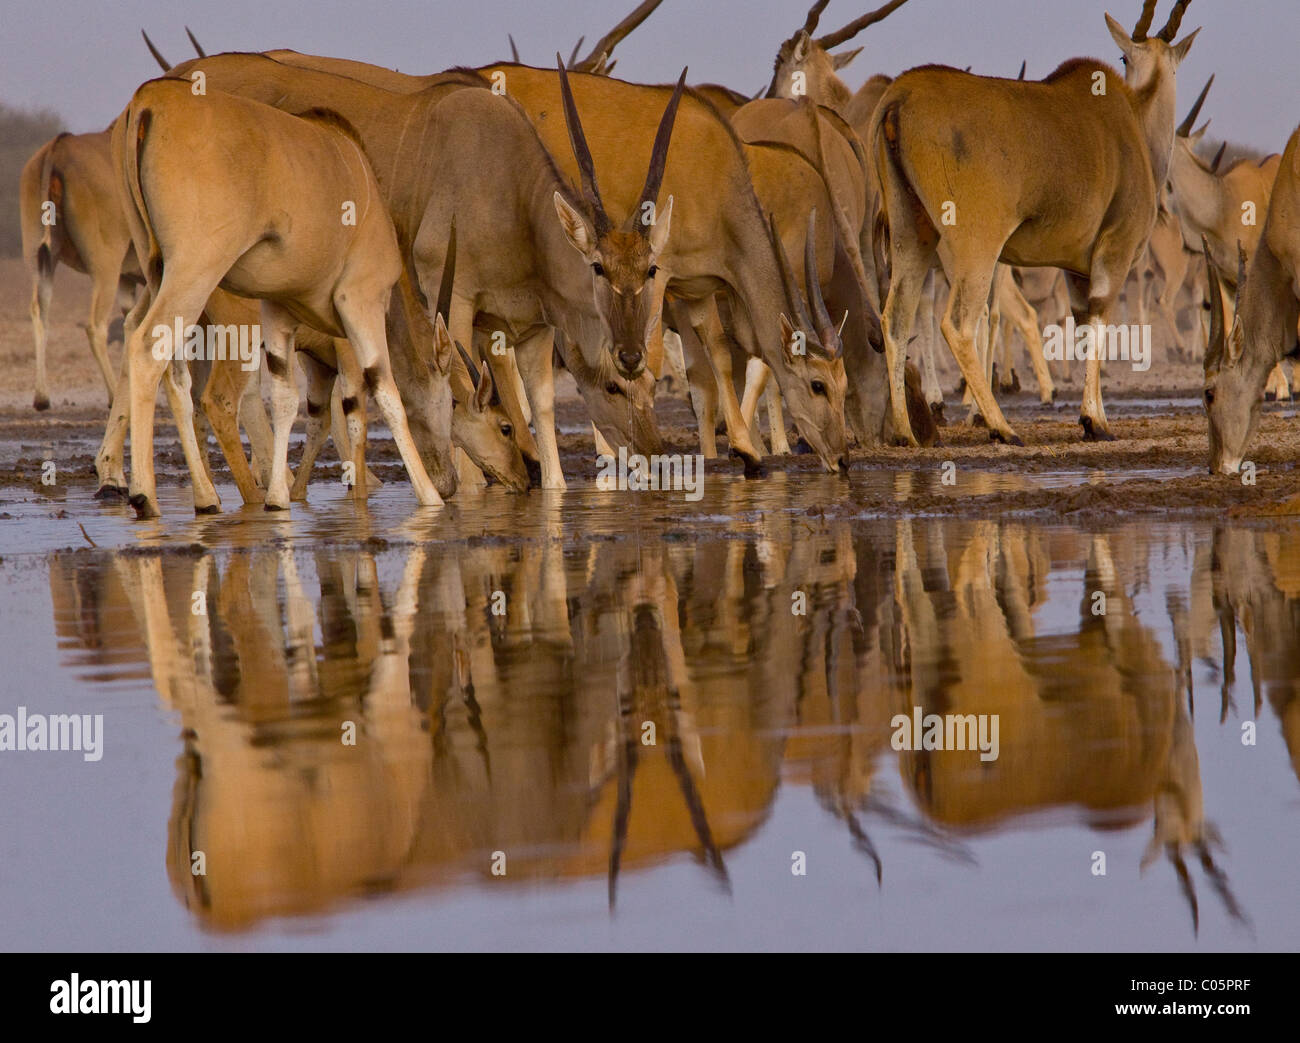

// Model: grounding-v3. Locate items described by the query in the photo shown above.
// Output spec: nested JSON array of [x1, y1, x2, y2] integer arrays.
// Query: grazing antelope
[[1203, 126, 1300, 478], [159, 51, 668, 486], [109, 79, 442, 518], [19, 130, 140, 409], [469, 61, 850, 472], [871, 1, 1198, 446]]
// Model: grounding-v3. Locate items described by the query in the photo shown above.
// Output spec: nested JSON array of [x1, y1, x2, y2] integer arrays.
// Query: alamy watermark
[[1042, 317, 1151, 372], [152, 318, 261, 371], [0, 707, 103, 761], [595, 445, 705, 502], [891, 706, 1000, 762]]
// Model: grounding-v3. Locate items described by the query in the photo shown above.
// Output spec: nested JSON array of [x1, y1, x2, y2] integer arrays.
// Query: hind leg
[[30, 260, 55, 411], [671, 301, 718, 457], [939, 252, 1020, 445], [880, 233, 937, 447], [125, 281, 215, 518], [94, 294, 143, 497]]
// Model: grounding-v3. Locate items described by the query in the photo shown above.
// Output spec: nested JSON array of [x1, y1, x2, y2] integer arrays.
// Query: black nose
[[617, 350, 643, 375], [525, 456, 543, 487], [837, 456, 849, 474]]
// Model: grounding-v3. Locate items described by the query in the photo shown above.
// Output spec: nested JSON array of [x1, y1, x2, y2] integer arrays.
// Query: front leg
[[684, 297, 763, 472], [513, 326, 566, 490], [259, 300, 301, 510]]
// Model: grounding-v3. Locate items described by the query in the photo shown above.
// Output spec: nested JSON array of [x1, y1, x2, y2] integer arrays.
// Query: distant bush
[[0, 101, 66, 257]]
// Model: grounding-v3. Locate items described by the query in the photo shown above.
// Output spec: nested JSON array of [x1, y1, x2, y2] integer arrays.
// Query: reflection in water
[[46, 517, 1300, 933]]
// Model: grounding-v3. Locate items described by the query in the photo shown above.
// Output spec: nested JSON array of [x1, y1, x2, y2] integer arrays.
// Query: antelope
[[18, 130, 140, 410], [154, 50, 669, 489], [1202, 126, 1300, 479], [469, 61, 850, 472], [109, 79, 442, 518], [765, 0, 912, 117], [871, 1, 1198, 446]]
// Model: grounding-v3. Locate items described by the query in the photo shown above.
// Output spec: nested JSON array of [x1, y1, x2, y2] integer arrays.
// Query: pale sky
[[1, 1, 1296, 152]]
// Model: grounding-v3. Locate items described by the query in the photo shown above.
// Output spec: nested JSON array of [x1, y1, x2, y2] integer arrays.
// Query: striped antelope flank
[[1202, 126, 1300, 479], [871, 1, 1198, 447], [18, 130, 141, 410], [108, 80, 442, 518]]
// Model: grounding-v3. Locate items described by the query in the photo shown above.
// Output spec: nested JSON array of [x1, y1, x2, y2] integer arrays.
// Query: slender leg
[[201, 357, 264, 504], [290, 352, 337, 501], [513, 326, 566, 490], [86, 270, 120, 404], [685, 297, 764, 470], [125, 279, 214, 519], [940, 259, 1021, 445], [30, 260, 55, 411], [162, 354, 221, 513], [335, 299, 441, 507]]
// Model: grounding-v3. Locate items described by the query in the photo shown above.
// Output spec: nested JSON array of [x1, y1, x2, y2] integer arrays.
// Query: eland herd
[[17, 0, 1299, 519]]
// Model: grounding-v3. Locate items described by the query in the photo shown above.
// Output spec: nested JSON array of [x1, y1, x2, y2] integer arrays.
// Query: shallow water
[[1, 472, 1298, 951]]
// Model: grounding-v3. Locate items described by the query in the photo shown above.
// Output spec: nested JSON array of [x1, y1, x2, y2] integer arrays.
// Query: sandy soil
[[2, 255, 1298, 519]]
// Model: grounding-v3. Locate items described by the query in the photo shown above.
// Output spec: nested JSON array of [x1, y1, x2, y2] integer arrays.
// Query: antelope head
[[447, 329, 531, 491], [771, 209, 849, 473], [1105, 1, 1200, 185], [1203, 240, 1260, 476], [433, 222, 530, 491], [557, 334, 666, 456], [553, 60, 685, 381], [766, 0, 908, 102]]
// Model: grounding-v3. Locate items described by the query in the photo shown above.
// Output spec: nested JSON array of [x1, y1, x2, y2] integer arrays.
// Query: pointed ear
[[432, 312, 454, 375], [830, 46, 863, 71], [1104, 13, 1134, 58], [554, 191, 595, 256], [474, 360, 494, 413], [792, 31, 810, 63], [648, 194, 673, 257], [1171, 27, 1200, 65], [779, 312, 800, 366]]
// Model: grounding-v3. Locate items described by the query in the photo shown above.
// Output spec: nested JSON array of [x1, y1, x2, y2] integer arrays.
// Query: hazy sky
[[1, 1, 1296, 151]]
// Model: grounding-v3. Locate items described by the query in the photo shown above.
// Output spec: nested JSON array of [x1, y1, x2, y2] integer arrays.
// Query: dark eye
[[592, 262, 605, 277], [647, 265, 658, 280], [500, 423, 513, 437], [1204, 390, 1214, 406], [1120, 55, 1127, 66], [811, 380, 827, 397]]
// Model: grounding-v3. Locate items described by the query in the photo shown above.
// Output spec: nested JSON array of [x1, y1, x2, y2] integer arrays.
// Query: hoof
[[1050, 388, 1059, 403], [1265, 391, 1277, 402], [971, 413, 987, 428], [128, 493, 159, 520], [194, 503, 221, 515], [263, 502, 290, 512], [732, 451, 767, 478], [94, 484, 129, 501], [991, 431, 1025, 447], [1079, 416, 1116, 442], [33, 395, 50, 412]]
